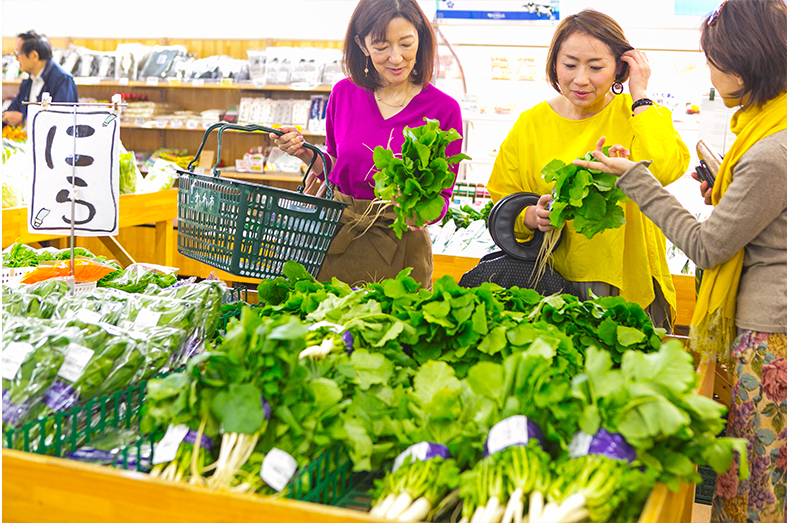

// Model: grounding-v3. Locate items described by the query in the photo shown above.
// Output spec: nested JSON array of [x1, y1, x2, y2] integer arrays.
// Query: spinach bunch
[[541, 149, 629, 239], [572, 341, 748, 491], [373, 118, 470, 239]]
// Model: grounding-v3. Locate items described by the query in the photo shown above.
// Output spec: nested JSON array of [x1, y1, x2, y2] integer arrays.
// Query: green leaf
[[308, 378, 344, 409], [350, 349, 394, 391], [478, 326, 507, 356], [210, 383, 265, 434], [466, 361, 506, 407], [617, 326, 647, 347], [757, 428, 777, 445], [412, 360, 461, 407]]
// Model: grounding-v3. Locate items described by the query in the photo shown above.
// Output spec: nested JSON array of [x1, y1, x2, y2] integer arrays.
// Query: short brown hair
[[342, 0, 436, 90], [545, 10, 633, 94], [700, 0, 787, 109]]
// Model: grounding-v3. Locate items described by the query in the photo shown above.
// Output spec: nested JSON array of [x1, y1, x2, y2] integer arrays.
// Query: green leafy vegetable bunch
[[373, 118, 470, 239]]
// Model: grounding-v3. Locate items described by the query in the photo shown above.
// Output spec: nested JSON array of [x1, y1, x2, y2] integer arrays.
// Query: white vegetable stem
[[370, 493, 397, 518], [470, 504, 487, 523], [480, 497, 501, 523], [385, 492, 413, 520], [500, 488, 524, 523], [528, 491, 544, 522], [395, 497, 432, 522], [552, 493, 586, 522]]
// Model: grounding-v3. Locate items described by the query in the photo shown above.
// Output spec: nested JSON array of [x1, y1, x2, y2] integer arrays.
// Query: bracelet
[[631, 98, 654, 113]]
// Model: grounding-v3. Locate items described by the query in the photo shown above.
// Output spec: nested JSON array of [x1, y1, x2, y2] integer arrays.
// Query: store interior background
[[3, 0, 727, 271]]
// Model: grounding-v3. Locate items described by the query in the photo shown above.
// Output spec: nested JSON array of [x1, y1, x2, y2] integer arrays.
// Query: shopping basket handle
[[213, 123, 333, 200]]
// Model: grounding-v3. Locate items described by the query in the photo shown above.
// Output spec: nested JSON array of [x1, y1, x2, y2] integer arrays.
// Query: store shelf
[[119, 123, 325, 138], [4, 78, 333, 93], [2, 189, 177, 267], [218, 169, 305, 183]]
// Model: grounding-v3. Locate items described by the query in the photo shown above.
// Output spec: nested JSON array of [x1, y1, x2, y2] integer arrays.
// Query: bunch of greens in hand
[[541, 147, 629, 239], [373, 118, 470, 239]]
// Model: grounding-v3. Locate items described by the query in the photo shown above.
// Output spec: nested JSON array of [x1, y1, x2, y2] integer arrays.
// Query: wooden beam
[[98, 236, 135, 268]]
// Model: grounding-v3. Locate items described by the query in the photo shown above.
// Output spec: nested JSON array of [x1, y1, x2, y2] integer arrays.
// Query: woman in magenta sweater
[[271, 0, 463, 288]]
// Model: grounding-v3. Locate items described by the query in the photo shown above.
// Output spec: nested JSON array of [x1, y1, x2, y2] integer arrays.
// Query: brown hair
[[545, 9, 633, 94], [342, 0, 436, 90], [700, 0, 787, 109]]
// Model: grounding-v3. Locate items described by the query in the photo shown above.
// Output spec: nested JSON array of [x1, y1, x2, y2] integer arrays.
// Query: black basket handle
[[185, 122, 333, 200], [488, 192, 563, 261]]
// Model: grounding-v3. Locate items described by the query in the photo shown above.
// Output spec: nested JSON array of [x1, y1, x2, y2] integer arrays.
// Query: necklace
[[376, 84, 416, 108]]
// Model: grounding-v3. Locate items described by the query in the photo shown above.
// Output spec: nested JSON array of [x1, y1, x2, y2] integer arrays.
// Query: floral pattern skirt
[[711, 329, 787, 523]]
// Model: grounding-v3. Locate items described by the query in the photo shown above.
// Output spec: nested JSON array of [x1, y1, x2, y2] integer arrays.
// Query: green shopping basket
[[176, 123, 347, 280]]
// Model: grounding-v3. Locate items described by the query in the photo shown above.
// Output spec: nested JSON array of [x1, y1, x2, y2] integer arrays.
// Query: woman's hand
[[621, 49, 651, 102], [690, 170, 714, 205], [572, 136, 635, 176], [525, 194, 556, 232], [269, 126, 311, 163]]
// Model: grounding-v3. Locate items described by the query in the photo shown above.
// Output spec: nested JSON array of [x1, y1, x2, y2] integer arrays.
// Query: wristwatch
[[631, 98, 654, 113]]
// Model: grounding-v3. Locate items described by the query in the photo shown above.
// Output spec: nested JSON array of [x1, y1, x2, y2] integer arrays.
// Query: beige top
[[616, 130, 787, 333]]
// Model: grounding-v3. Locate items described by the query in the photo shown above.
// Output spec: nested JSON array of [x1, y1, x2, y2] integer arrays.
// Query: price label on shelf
[[57, 343, 95, 383], [146, 77, 159, 86], [2, 342, 34, 381], [134, 309, 162, 327], [191, 79, 204, 87], [119, 78, 129, 86], [153, 424, 189, 465], [186, 120, 199, 130], [486, 415, 529, 456], [260, 448, 298, 492], [220, 78, 234, 87], [168, 78, 182, 87]]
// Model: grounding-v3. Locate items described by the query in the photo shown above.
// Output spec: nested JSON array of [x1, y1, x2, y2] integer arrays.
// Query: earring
[[611, 82, 624, 95], [412, 62, 418, 76], [364, 56, 369, 76]]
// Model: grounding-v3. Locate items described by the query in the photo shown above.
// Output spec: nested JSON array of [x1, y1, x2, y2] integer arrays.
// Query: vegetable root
[[528, 491, 544, 522], [395, 497, 432, 521], [481, 497, 501, 523], [384, 492, 413, 520], [370, 493, 397, 518], [501, 488, 524, 523], [470, 505, 487, 523]]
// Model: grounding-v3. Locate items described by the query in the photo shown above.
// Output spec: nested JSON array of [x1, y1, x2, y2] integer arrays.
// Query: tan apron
[[316, 191, 433, 289]]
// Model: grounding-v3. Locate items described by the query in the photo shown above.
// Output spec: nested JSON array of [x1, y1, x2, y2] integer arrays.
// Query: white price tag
[[134, 309, 162, 327], [191, 79, 204, 87], [569, 431, 594, 459], [119, 78, 129, 86], [57, 343, 95, 383], [2, 342, 34, 381], [487, 415, 529, 456], [152, 424, 189, 465], [146, 77, 159, 86], [186, 120, 199, 130], [260, 448, 298, 492], [392, 442, 430, 472], [76, 309, 102, 324]]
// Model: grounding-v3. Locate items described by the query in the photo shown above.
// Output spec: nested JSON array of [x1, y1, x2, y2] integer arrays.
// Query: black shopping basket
[[176, 123, 347, 280]]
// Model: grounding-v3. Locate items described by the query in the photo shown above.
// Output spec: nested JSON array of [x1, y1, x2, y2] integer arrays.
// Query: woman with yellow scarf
[[574, 1, 786, 521]]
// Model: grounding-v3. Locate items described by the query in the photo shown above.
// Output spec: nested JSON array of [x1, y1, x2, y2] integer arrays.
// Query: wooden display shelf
[[1, 449, 372, 523], [119, 122, 325, 138], [219, 169, 305, 183], [1, 189, 177, 268]]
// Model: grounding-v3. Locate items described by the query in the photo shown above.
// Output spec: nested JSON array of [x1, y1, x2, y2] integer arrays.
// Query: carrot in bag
[[20, 259, 117, 284]]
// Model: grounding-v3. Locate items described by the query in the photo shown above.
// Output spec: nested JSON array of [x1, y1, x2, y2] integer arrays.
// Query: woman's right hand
[[689, 170, 714, 205], [525, 194, 556, 232], [269, 126, 310, 162]]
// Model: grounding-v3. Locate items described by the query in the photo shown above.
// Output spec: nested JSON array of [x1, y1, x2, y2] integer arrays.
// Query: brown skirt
[[316, 191, 433, 289]]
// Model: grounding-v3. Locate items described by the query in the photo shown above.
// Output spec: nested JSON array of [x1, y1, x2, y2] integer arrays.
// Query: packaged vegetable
[[21, 258, 119, 284]]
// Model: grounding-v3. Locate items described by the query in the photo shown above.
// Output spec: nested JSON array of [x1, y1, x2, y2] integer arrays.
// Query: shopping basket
[[176, 123, 347, 280]]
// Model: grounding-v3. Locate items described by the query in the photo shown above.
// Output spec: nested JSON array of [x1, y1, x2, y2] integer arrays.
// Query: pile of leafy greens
[[373, 118, 470, 239], [541, 148, 629, 239]]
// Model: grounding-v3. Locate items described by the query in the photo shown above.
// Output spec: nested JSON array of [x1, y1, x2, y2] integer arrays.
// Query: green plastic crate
[[3, 380, 152, 471], [286, 445, 354, 505], [695, 465, 718, 505]]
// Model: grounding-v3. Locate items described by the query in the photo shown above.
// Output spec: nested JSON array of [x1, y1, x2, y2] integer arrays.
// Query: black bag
[[459, 193, 582, 298]]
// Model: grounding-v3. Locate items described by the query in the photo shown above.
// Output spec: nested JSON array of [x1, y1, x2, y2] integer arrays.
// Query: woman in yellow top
[[487, 9, 690, 329]]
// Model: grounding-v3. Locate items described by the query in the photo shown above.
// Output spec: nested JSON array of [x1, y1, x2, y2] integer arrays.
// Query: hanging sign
[[436, 0, 560, 22], [28, 102, 120, 236]]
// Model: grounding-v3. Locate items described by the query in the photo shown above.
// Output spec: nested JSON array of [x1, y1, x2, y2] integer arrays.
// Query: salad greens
[[541, 148, 629, 239], [373, 118, 470, 239]]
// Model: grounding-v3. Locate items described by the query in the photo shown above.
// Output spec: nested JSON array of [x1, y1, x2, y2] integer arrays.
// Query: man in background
[[2, 30, 78, 127]]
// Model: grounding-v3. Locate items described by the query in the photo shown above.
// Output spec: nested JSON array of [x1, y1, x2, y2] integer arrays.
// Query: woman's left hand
[[573, 136, 635, 177], [621, 49, 651, 101]]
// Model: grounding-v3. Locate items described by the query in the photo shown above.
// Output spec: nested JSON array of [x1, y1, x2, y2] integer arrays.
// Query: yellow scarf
[[690, 92, 787, 355]]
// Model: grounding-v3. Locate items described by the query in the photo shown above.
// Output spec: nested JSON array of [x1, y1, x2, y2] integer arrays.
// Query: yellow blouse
[[487, 95, 690, 315]]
